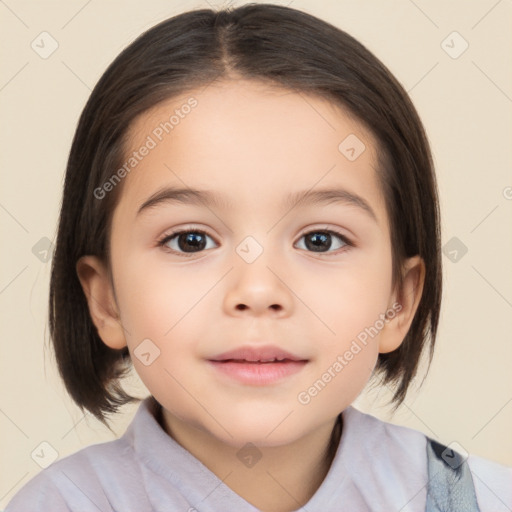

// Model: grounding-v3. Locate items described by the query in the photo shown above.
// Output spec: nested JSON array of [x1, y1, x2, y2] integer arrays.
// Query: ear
[[378, 255, 425, 354], [76, 255, 127, 349]]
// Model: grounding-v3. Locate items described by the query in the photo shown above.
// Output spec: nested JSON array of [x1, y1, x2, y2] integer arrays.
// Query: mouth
[[213, 358, 305, 364], [209, 345, 308, 364], [208, 350, 309, 387]]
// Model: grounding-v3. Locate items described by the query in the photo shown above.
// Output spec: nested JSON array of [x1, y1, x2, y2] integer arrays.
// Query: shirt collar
[[124, 395, 361, 510]]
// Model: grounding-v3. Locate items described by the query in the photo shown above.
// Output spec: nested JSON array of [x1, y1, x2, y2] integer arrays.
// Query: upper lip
[[209, 345, 308, 363]]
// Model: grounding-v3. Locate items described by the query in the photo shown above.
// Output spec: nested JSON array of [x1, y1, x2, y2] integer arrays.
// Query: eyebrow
[[137, 186, 377, 222]]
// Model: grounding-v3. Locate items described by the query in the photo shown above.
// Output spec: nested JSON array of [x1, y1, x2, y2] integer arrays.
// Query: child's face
[[82, 79, 422, 447]]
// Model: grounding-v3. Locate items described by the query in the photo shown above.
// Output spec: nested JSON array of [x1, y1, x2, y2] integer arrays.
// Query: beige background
[[1, 0, 511, 507]]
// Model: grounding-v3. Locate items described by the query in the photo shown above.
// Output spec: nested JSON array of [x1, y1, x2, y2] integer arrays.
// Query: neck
[[157, 405, 343, 512]]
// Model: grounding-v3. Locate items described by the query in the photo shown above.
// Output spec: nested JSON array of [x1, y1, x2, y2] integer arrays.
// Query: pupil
[[176, 231, 333, 253], [179, 232, 206, 252], [306, 232, 331, 252]]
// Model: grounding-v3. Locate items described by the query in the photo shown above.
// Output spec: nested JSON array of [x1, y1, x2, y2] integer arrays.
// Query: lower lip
[[207, 360, 308, 385]]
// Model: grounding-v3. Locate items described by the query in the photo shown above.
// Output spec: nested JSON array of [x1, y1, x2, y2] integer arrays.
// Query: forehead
[[114, 79, 387, 227]]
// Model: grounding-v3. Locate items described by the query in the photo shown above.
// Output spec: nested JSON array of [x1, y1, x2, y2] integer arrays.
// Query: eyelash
[[157, 225, 354, 258]]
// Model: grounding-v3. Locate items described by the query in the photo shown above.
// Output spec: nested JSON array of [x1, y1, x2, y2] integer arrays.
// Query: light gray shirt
[[5, 396, 512, 511]]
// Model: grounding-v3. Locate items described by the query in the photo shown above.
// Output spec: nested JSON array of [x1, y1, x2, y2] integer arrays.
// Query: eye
[[157, 226, 353, 258], [158, 228, 217, 257], [295, 229, 352, 255]]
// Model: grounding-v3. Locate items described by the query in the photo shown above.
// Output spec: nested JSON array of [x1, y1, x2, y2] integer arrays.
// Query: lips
[[209, 345, 308, 363], [207, 345, 308, 385]]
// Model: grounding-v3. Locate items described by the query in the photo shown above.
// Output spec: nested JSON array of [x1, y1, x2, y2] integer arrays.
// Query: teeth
[[221, 357, 291, 363], [253, 358, 287, 363], [228, 358, 288, 363]]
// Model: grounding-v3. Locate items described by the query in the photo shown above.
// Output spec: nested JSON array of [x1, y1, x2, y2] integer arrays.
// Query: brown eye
[[159, 230, 217, 256], [295, 230, 351, 254]]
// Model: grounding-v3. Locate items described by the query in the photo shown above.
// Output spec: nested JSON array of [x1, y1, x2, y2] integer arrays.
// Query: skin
[[77, 79, 425, 512]]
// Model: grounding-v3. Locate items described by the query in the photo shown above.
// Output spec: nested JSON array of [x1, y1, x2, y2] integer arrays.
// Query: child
[[6, 3, 511, 511]]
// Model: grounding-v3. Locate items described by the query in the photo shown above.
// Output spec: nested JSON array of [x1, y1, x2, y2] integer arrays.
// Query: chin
[[209, 416, 308, 449]]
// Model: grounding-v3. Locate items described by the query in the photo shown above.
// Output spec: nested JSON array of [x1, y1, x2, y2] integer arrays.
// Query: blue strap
[[425, 438, 480, 512]]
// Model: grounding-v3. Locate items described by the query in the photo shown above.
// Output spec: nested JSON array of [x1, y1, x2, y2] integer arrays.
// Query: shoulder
[[467, 453, 512, 510], [342, 405, 428, 458], [4, 469, 69, 511], [5, 437, 134, 512], [339, 406, 430, 509], [342, 406, 512, 509]]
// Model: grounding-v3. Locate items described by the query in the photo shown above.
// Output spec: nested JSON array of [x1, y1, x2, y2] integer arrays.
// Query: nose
[[223, 251, 294, 318]]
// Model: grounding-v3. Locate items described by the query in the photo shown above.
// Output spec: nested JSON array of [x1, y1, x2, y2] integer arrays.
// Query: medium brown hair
[[49, 3, 442, 425]]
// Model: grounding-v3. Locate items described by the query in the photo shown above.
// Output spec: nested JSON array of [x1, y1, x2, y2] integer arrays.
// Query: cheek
[[298, 250, 392, 403], [112, 255, 215, 383], [301, 248, 393, 340], [298, 281, 386, 414], [298, 346, 378, 416], [114, 252, 211, 338]]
